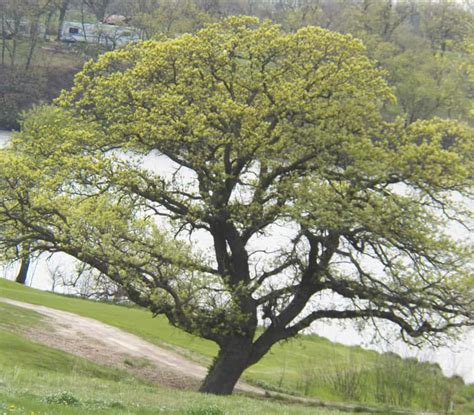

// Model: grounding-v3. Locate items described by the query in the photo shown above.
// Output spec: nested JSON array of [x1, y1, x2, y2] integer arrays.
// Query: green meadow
[[0, 279, 472, 414]]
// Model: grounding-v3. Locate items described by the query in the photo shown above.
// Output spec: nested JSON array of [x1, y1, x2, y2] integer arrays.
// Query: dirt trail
[[1, 298, 444, 414], [0, 298, 262, 395]]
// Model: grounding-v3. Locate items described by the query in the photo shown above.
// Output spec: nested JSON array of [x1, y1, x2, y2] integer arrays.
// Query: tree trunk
[[199, 337, 253, 395], [44, 8, 55, 40], [1, 15, 6, 66], [15, 255, 30, 285], [57, 1, 70, 41], [25, 21, 39, 71]]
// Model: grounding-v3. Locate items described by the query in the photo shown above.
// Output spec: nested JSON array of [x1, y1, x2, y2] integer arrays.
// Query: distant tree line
[[1, 0, 472, 132]]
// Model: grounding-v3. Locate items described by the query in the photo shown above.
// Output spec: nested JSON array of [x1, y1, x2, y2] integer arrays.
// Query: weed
[[323, 365, 365, 401], [124, 356, 153, 368], [296, 366, 318, 396], [186, 405, 224, 415], [43, 391, 81, 406], [374, 357, 417, 406]]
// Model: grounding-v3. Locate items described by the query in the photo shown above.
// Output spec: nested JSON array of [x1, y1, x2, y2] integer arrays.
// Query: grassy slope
[[0, 279, 470, 413], [0, 302, 364, 415], [0, 279, 375, 395]]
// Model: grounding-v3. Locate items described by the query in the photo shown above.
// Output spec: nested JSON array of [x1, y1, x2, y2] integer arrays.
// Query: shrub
[[323, 365, 366, 401], [0, 65, 77, 130], [43, 391, 81, 406]]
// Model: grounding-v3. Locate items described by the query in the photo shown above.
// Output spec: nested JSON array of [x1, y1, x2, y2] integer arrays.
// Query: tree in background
[[248, 0, 473, 124], [420, 0, 473, 54], [55, 0, 72, 40], [337, 0, 473, 123], [465, 39, 474, 117], [0, 0, 54, 68], [1, 18, 472, 394], [82, 0, 112, 21], [130, 0, 212, 39]]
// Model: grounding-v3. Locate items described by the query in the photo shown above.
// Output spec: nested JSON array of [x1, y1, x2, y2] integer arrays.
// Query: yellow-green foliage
[[0, 16, 472, 395]]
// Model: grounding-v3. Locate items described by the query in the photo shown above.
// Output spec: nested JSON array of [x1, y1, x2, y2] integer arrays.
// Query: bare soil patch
[[0, 298, 262, 394]]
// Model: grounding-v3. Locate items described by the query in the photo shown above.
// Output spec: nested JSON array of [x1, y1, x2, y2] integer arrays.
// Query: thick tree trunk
[[15, 255, 30, 285], [199, 337, 253, 395]]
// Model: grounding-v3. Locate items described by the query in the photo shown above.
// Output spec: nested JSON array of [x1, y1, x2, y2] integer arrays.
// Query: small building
[[60, 21, 139, 47]]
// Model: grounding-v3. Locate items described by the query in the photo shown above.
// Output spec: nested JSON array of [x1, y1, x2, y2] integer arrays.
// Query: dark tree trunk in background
[[44, 7, 55, 40], [84, 0, 111, 22], [57, 0, 70, 41], [25, 21, 40, 70], [15, 254, 30, 285], [199, 337, 253, 395], [1, 15, 6, 66]]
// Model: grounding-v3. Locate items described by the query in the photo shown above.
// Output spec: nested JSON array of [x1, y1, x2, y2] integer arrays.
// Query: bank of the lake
[[0, 130, 11, 142]]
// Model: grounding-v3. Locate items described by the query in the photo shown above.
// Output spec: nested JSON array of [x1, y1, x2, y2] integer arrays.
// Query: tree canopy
[[0, 17, 473, 395]]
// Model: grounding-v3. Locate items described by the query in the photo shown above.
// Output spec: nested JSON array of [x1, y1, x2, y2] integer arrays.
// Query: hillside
[[0, 279, 472, 414], [0, 301, 333, 414]]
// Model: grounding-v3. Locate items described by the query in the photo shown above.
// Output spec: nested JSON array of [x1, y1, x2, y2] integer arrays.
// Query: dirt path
[[1, 298, 444, 414], [0, 298, 262, 395]]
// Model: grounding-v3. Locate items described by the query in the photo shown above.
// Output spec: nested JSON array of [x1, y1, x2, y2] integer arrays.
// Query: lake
[[0, 129, 472, 383], [0, 130, 11, 145]]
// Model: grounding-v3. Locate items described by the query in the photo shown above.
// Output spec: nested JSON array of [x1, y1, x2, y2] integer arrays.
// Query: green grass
[[0, 279, 373, 397], [0, 278, 470, 413], [0, 301, 44, 332], [1, 38, 84, 69], [0, 320, 353, 414]]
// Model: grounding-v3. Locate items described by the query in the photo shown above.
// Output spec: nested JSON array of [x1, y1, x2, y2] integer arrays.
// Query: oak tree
[[1, 17, 473, 395]]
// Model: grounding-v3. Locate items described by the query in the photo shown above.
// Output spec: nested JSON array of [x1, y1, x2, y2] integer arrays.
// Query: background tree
[[83, 0, 112, 21], [339, 0, 473, 123], [420, 0, 472, 54], [14, 243, 30, 284], [1, 16, 473, 396], [55, 0, 72, 40], [259, 0, 473, 124], [465, 39, 474, 117], [125, 0, 273, 39], [0, 0, 54, 69], [130, 0, 212, 39]]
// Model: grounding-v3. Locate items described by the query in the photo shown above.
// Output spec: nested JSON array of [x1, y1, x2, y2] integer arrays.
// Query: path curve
[[0, 298, 262, 395]]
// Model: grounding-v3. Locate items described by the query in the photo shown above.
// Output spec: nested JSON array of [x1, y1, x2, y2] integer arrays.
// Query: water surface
[[0, 130, 472, 383]]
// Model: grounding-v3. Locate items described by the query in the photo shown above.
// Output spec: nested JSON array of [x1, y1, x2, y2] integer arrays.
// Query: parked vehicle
[[60, 21, 140, 47]]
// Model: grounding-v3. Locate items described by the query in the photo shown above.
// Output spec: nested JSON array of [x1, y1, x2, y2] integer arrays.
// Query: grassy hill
[[0, 278, 472, 414], [1, 302, 339, 415]]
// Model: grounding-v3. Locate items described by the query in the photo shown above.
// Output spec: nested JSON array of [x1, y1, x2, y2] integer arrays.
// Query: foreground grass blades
[[0, 325, 345, 414], [0, 279, 471, 413]]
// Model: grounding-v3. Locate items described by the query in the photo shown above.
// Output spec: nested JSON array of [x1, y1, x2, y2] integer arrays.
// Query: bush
[[43, 391, 81, 406], [374, 357, 422, 407], [0, 66, 45, 130], [323, 365, 366, 401], [0, 64, 77, 130]]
